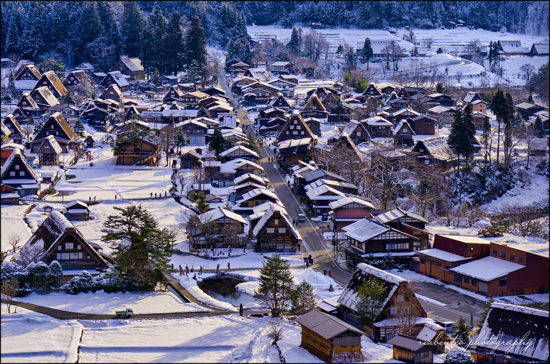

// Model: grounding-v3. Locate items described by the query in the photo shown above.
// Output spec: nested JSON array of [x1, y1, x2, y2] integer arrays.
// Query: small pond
[[198, 277, 257, 306]]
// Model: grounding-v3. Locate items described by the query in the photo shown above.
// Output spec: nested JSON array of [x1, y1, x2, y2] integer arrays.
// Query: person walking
[[324, 270, 327, 275], [328, 270, 332, 277], [227, 262, 230, 271], [239, 303, 243, 316], [179, 264, 183, 275], [216, 264, 220, 273]]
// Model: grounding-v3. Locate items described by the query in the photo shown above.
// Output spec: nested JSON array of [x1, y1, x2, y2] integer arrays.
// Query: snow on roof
[[295, 310, 364, 340], [531, 43, 549, 54], [342, 218, 390, 242], [329, 196, 374, 210], [219, 145, 259, 159], [375, 316, 433, 328], [375, 208, 429, 224], [198, 206, 247, 225], [220, 159, 264, 174], [392, 119, 415, 136], [1, 148, 39, 181], [39, 135, 63, 154], [305, 179, 357, 192], [238, 187, 278, 204], [106, 71, 129, 87], [417, 248, 471, 262], [438, 234, 490, 244], [305, 184, 346, 200], [449, 256, 524, 281], [427, 105, 453, 114], [498, 40, 523, 53], [233, 173, 268, 186], [251, 202, 300, 239], [277, 137, 313, 149], [363, 116, 392, 126], [474, 302, 549, 361]]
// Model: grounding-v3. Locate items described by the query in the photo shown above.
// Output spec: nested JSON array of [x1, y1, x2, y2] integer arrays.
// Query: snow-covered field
[[0, 204, 32, 252]]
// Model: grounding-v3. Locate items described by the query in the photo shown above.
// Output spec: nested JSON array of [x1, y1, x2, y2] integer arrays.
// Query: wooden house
[[74, 62, 94, 76], [0, 148, 40, 197], [295, 309, 364, 363], [14, 64, 41, 81], [100, 84, 123, 103], [16, 93, 40, 118], [302, 94, 329, 119], [261, 116, 287, 135], [267, 79, 296, 97], [277, 137, 316, 166], [468, 303, 549, 363], [304, 117, 322, 137], [387, 106, 420, 125], [329, 196, 375, 231], [114, 138, 159, 166], [270, 61, 293, 75], [64, 70, 90, 87], [224, 58, 244, 72], [299, 169, 346, 194], [471, 99, 487, 113], [305, 179, 358, 195], [233, 187, 279, 216], [36, 135, 63, 166], [415, 322, 449, 353], [252, 203, 301, 253], [305, 184, 346, 216], [229, 61, 250, 77], [528, 43, 549, 56], [1, 121, 11, 144], [2, 115, 24, 145], [341, 120, 370, 145], [463, 92, 482, 104], [276, 110, 316, 144], [84, 135, 96, 148], [375, 208, 430, 251], [100, 71, 129, 91], [342, 218, 418, 266], [388, 334, 434, 363], [230, 76, 257, 95], [408, 115, 436, 135], [425, 93, 454, 107], [1, 183, 20, 205], [411, 137, 457, 170], [337, 263, 427, 342], [31, 112, 79, 154], [257, 107, 287, 127], [30, 86, 60, 112], [188, 207, 247, 249], [47, 104, 79, 124], [179, 149, 203, 169], [32, 71, 67, 99], [364, 116, 393, 138], [64, 200, 90, 221], [80, 99, 118, 131], [175, 119, 209, 146], [91, 72, 107, 85], [245, 66, 271, 83], [115, 56, 145, 81], [268, 93, 292, 110], [392, 120, 415, 147], [515, 102, 545, 120], [201, 86, 226, 97], [163, 85, 185, 103], [220, 145, 259, 162], [360, 83, 383, 101], [233, 173, 269, 187], [241, 82, 281, 104], [496, 40, 524, 56], [18, 211, 109, 278]]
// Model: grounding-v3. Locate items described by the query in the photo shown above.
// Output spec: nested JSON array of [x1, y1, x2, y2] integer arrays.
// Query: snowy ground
[[0, 204, 32, 252]]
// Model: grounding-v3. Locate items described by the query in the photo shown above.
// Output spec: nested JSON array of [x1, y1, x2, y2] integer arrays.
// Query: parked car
[[298, 213, 306, 222], [435, 320, 454, 335]]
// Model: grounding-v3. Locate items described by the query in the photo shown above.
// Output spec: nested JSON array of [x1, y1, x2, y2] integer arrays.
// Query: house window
[[501, 251, 506, 258], [65, 242, 74, 250], [10, 171, 15, 177], [472, 279, 477, 286], [492, 249, 497, 255], [77, 244, 81, 250], [518, 257, 524, 263], [293, 131, 298, 135], [464, 277, 470, 284], [420, 259, 425, 264], [58, 245, 62, 250], [267, 228, 275, 234], [390, 306, 397, 315], [278, 228, 286, 234], [510, 253, 515, 261], [19, 171, 25, 177], [445, 265, 450, 270], [499, 279, 507, 286], [15, 165, 19, 170], [301, 131, 304, 135]]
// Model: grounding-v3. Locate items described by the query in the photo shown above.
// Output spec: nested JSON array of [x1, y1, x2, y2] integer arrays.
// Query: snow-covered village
[[1, 1, 549, 363]]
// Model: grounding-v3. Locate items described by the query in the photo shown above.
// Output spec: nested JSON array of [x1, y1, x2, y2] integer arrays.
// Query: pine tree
[[356, 276, 386, 327], [477, 295, 494, 331], [444, 346, 475, 363], [255, 254, 294, 317], [534, 116, 544, 136], [452, 316, 471, 347], [481, 116, 491, 165], [491, 90, 506, 164], [73, 119, 86, 138], [197, 106, 210, 118], [165, 11, 185, 75], [291, 281, 316, 315], [362, 37, 374, 70], [48, 260, 63, 287], [447, 103, 476, 174], [244, 131, 262, 160], [120, 1, 146, 57], [102, 205, 176, 290], [287, 27, 302, 55], [142, 5, 168, 76], [209, 127, 225, 158], [186, 15, 207, 71], [503, 93, 517, 168]]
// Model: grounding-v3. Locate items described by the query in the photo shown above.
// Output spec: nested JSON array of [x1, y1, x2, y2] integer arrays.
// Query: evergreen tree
[[165, 11, 185, 75], [287, 27, 302, 55], [481, 116, 491, 165], [102, 205, 176, 290], [491, 90, 506, 165], [244, 131, 262, 160], [47, 260, 63, 288], [452, 316, 471, 347], [275, 51, 291, 62], [362, 37, 374, 70], [197, 106, 210, 118], [448, 103, 476, 175], [120, 1, 146, 57], [185, 15, 207, 71], [142, 5, 168, 76], [73, 119, 86, 138], [209, 127, 225, 158], [477, 295, 494, 332], [227, 38, 253, 67], [255, 254, 294, 317], [356, 276, 386, 327], [290, 280, 316, 315], [444, 346, 475, 363]]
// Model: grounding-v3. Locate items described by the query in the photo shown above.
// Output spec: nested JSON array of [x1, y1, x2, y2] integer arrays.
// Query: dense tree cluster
[[232, 1, 548, 35], [1, 1, 250, 74]]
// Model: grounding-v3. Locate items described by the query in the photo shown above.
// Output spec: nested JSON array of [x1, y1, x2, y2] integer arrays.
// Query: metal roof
[[388, 334, 426, 351], [295, 310, 364, 340]]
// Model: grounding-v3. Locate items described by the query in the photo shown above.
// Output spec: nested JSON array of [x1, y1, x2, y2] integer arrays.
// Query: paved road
[[218, 67, 254, 134]]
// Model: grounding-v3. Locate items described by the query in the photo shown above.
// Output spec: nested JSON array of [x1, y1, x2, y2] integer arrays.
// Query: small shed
[[295, 309, 364, 363], [65, 200, 90, 221], [388, 334, 434, 363], [85, 135, 96, 149]]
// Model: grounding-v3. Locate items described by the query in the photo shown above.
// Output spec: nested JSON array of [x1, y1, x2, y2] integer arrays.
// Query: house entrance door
[[478, 281, 488, 295]]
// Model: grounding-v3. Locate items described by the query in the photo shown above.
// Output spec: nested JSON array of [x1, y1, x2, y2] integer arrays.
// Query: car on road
[[435, 320, 455, 335], [298, 213, 306, 222]]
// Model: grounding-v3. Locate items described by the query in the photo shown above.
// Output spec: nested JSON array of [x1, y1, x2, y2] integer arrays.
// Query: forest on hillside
[[1, 1, 548, 73]]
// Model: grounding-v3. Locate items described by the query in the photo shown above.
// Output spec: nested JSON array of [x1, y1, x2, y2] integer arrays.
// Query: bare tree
[[424, 37, 434, 50], [8, 234, 22, 254], [394, 289, 423, 336], [302, 30, 329, 62], [516, 122, 538, 169], [407, 165, 443, 218], [520, 64, 535, 81], [1, 279, 19, 313], [364, 96, 383, 117], [329, 142, 365, 186]]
